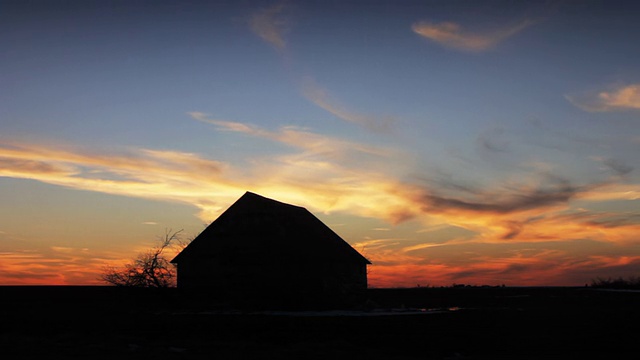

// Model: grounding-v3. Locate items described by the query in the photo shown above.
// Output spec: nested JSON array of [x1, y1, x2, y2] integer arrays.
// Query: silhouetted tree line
[[590, 276, 640, 289]]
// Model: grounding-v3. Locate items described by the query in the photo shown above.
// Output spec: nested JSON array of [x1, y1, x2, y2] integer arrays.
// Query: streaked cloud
[[189, 112, 414, 222], [412, 19, 534, 52], [2, 115, 639, 286], [421, 181, 583, 215], [567, 83, 640, 112], [0, 120, 410, 225], [367, 239, 640, 287], [581, 183, 640, 201], [0, 140, 239, 221], [601, 158, 634, 177], [0, 248, 118, 285], [301, 78, 396, 133], [2, 127, 634, 240], [248, 4, 398, 134], [249, 2, 289, 50], [189, 112, 392, 159]]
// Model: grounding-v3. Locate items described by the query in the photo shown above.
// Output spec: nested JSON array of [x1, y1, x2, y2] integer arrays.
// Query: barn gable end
[[171, 192, 370, 308]]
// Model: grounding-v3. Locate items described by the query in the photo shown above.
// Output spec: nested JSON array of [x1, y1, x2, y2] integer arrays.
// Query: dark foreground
[[2, 286, 639, 359]]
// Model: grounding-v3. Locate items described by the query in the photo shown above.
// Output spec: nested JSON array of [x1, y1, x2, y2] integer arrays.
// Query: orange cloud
[[567, 83, 640, 112], [367, 244, 640, 288], [2, 115, 639, 287], [2, 131, 634, 242], [0, 248, 118, 285], [412, 19, 534, 52]]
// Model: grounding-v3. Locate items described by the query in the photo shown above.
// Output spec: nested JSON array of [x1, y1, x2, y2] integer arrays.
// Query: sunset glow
[[1, 0, 639, 287]]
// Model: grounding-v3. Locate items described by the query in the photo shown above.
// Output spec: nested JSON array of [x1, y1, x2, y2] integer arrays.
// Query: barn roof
[[171, 192, 371, 265]]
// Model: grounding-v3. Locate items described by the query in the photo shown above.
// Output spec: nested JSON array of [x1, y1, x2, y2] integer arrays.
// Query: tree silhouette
[[101, 229, 185, 287]]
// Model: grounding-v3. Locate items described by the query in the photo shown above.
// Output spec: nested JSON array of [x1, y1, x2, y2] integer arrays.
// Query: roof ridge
[[240, 191, 306, 210]]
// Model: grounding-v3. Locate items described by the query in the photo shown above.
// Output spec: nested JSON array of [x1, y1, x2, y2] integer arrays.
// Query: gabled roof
[[171, 192, 371, 265]]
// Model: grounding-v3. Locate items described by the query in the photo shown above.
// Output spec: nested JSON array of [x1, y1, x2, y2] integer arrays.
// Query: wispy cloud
[[412, 19, 534, 52], [0, 140, 239, 221], [189, 112, 393, 160], [249, 2, 289, 50], [248, 5, 398, 134], [2, 126, 633, 238], [0, 118, 409, 225], [301, 78, 396, 133], [421, 182, 583, 215], [567, 83, 640, 112], [189, 112, 414, 221], [601, 157, 634, 177], [2, 112, 639, 287]]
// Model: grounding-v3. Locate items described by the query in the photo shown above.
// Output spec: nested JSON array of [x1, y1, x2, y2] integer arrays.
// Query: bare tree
[[101, 229, 185, 287]]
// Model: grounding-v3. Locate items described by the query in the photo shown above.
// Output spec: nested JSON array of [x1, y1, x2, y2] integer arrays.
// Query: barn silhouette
[[171, 192, 370, 308]]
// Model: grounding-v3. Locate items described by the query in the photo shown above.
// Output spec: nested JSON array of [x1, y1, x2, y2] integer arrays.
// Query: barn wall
[[176, 255, 368, 308]]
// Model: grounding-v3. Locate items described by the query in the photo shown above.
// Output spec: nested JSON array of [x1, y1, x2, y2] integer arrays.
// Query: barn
[[170, 191, 371, 308]]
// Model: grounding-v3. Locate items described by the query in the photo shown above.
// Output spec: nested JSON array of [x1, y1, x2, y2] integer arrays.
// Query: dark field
[[2, 286, 639, 359]]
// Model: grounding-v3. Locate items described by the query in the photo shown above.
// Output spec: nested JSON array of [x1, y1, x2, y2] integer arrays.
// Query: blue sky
[[1, 0, 639, 286]]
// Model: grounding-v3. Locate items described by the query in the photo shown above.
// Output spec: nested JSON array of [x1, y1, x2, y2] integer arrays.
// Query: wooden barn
[[170, 192, 370, 308]]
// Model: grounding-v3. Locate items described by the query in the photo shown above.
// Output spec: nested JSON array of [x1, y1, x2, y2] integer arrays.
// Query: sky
[[1, 0, 639, 287]]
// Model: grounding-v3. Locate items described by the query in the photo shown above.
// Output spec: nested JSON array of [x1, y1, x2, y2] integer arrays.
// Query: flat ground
[[2, 286, 639, 359]]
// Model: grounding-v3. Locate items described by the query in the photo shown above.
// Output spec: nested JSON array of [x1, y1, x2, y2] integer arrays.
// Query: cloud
[[366, 238, 640, 287], [301, 78, 396, 133], [477, 127, 510, 153], [394, 170, 640, 246], [412, 19, 534, 52], [4, 126, 627, 243], [0, 248, 118, 285], [190, 112, 417, 222], [2, 124, 633, 245], [248, 3, 398, 134], [0, 140, 238, 221], [2, 109, 639, 287], [580, 183, 640, 201], [0, 157, 73, 177], [421, 182, 582, 215], [0, 118, 411, 226], [567, 84, 640, 112], [190, 112, 392, 160], [602, 158, 634, 177], [249, 2, 289, 50]]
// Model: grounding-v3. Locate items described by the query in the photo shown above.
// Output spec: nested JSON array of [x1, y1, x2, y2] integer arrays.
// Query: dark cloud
[[449, 269, 487, 281], [603, 158, 633, 176], [501, 221, 524, 239], [479, 137, 509, 152], [549, 211, 640, 229], [451, 261, 549, 283], [477, 128, 510, 153], [499, 262, 540, 275], [421, 182, 581, 215]]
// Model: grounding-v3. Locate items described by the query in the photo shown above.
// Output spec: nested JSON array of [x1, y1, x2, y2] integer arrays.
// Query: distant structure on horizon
[[170, 191, 371, 307]]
